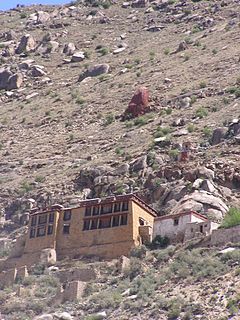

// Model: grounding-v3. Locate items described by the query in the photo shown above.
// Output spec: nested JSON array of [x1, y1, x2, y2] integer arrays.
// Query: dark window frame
[[92, 206, 99, 216], [90, 219, 98, 230], [47, 225, 53, 235], [49, 212, 55, 223], [63, 224, 70, 234], [38, 214, 47, 225], [114, 202, 121, 212], [37, 226, 46, 237], [31, 216, 37, 227], [173, 218, 179, 226], [63, 210, 72, 221], [30, 228, 36, 238], [83, 219, 90, 231], [112, 215, 120, 227], [99, 217, 111, 228], [122, 202, 129, 212], [85, 206, 92, 217], [120, 214, 128, 226], [100, 204, 112, 215]]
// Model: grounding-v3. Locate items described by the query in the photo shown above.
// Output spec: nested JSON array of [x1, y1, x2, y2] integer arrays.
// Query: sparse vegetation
[[221, 208, 240, 229]]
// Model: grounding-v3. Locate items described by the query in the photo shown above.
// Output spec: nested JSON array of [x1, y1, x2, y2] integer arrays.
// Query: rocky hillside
[[0, 0, 240, 319], [0, 0, 240, 229]]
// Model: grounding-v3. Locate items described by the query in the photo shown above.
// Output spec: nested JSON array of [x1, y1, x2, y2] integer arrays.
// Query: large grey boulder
[[7, 73, 23, 90], [63, 43, 76, 56], [0, 68, 23, 90], [170, 190, 228, 222], [0, 68, 12, 89], [33, 315, 53, 320], [211, 127, 227, 145], [78, 63, 110, 82], [16, 34, 36, 54]]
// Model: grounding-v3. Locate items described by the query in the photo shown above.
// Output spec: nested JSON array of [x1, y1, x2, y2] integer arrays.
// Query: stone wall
[[56, 267, 97, 283], [211, 225, 240, 246]]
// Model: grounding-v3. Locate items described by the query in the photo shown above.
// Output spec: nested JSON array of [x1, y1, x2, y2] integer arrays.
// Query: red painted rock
[[124, 87, 149, 119]]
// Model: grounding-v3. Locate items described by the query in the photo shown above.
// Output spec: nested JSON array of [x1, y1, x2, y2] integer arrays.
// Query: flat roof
[[30, 193, 157, 217], [155, 210, 208, 222]]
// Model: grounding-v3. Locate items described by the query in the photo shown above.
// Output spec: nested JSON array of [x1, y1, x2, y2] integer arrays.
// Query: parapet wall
[[211, 225, 240, 246]]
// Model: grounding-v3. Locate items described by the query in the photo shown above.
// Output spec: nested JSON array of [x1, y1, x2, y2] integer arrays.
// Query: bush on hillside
[[221, 207, 240, 229]]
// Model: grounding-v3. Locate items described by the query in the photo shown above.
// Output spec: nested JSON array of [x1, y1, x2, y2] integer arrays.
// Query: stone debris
[[78, 63, 110, 82], [71, 51, 85, 62], [15, 34, 36, 54], [63, 42, 76, 56]]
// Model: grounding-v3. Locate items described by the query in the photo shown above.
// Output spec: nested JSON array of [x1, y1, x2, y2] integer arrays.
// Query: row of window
[[30, 225, 53, 238], [85, 202, 129, 217], [31, 212, 55, 227], [83, 214, 128, 230]]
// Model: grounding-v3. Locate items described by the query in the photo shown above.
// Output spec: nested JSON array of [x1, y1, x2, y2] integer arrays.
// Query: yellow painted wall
[[23, 199, 155, 260], [24, 211, 59, 254], [131, 201, 154, 245], [56, 203, 134, 258]]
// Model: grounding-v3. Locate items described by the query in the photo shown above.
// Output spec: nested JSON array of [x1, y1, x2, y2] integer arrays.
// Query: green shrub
[[187, 123, 195, 132], [196, 107, 208, 119], [104, 113, 115, 126], [221, 208, 240, 229], [168, 149, 179, 160], [98, 47, 109, 56], [130, 245, 147, 258], [124, 257, 143, 280], [202, 126, 212, 138], [149, 235, 170, 250]]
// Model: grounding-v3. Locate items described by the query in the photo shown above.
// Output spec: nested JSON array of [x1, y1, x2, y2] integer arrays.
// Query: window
[[112, 215, 120, 227], [200, 225, 203, 233], [31, 216, 37, 226], [47, 225, 53, 235], [37, 226, 46, 237], [139, 218, 145, 226], [122, 202, 129, 211], [101, 204, 112, 215], [173, 219, 179, 226], [83, 220, 90, 230], [120, 214, 128, 226], [114, 202, 121, 212], [63, 210, 71, 221], [99, 217, 111, 228], [38, 214, 47, 225], [92, 206, 99, 216], [90, 219, 98, 230], [63, 224, 70, 234], [30, 228, 36, 238], [49, 212, 54, 223], [85, 206, 92, 217]]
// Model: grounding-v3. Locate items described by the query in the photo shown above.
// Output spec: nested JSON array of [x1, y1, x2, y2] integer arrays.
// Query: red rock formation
[[123, 87, 149, 119]]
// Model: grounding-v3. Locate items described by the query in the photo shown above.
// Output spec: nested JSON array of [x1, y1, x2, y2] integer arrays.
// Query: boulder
[[130, 155, 147, 173], [63, 43, 76, 56], [16, 34, 36, 54], [171, 190, 228, 221], [36, 11, 51, 24], [40, 248, 56, 266], [211, 127, 227, 145], [131, 0, 149, 7], [31, 65, 46, 77], [176, 41, 188, 53], [0, 68, 12, 89], [19, 59, 35, 70], [7, 73, 23, 90], [123, 87, 149, 119], [71, 51, 85, 62], [78, 63, 110, 82], [34, 315, 53, 320], [0, 69, 23, 90], [54, 312, 73, 320]]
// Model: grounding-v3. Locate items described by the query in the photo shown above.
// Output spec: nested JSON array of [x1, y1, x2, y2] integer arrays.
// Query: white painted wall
[[153, 214, 192, 240]]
